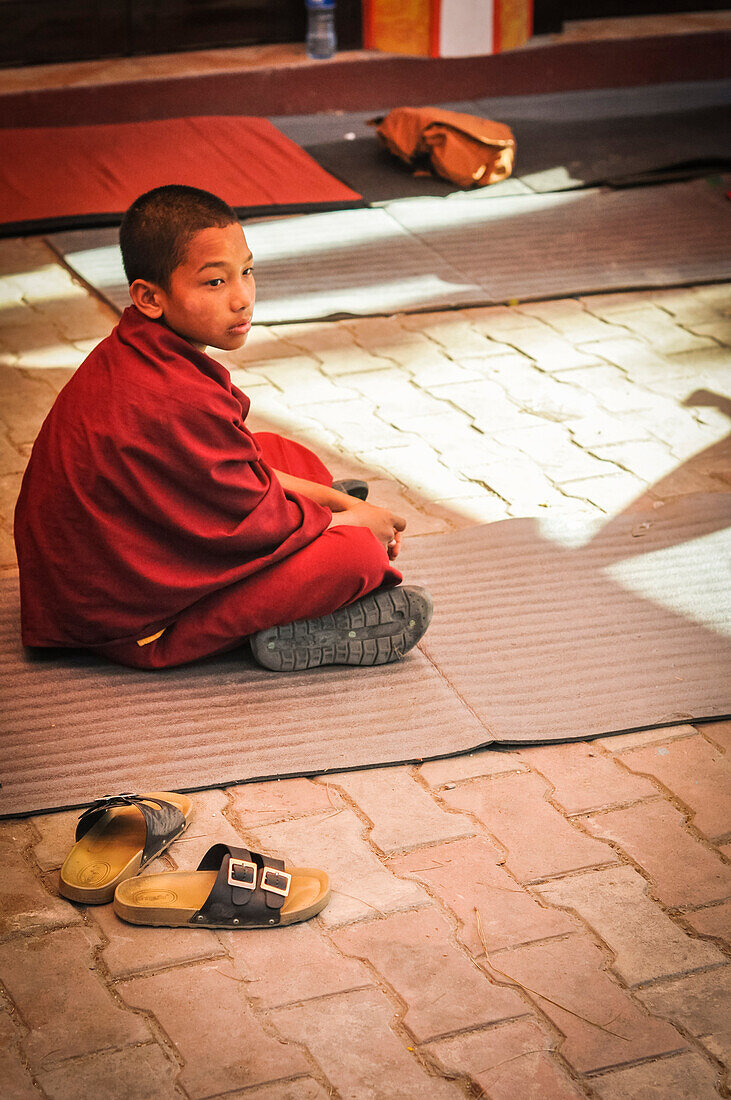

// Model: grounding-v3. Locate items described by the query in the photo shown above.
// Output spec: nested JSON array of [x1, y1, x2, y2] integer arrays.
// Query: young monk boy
[[14, 184, 432, 671]]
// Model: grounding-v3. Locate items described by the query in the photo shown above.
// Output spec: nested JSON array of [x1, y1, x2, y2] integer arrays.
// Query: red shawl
[[14, 307, 331, 648]]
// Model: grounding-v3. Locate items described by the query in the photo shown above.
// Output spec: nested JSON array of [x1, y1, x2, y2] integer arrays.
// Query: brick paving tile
[[400, 308, 500, 355], [31, 297, 116, 343], [0, 427, 25, 475], [517, 743, 657, 815], [686, 318, 731, 345], [590, 1050, 723, 1099], [649, 286, 728, 325], [485, 933, 687, 1074], [588, 439, 677, 483], [636, 967, 731, 1070], [229, 777, 336, 830], [0, 367, 57, 446], [466, 304, 550, 335], [255, 360, 361, 406], [326, 767, 473, 854], [567, 410, 654, 449], [36, 1042, 180, 1100], [559, 471, 649, 513], [425, 1017, 587, 1099], [221, 1079, 331, 1100], [579, 801, 731, 908], [441, 772, 617, 883], [356, 440, 478, 500], [239, 323, 309, 361], [0, 821, 81, 940], [698, 720, 731, 753], [485, 327, 601, 372], [0, 925, 150, 1068], [652, 347, 731, 394], [90, 901, 225, 979], [493, 424, 618, 483], [618, 735, 731, 840], [119, 959, 308, 1097], [270, 986, 464, 1099], [332, 907, 527, 1042], [557, 366, 675, 416], [683, 901, 731, 944], [25, 365, 76, 396], [431, 378, 525, 431], [0, 1005, 38, 1100], [431, 492, 512, 525], [594, 724, 697, 754], [418, 747, 527, 786], [405, 354, 485, 387], [221, 919, 369, 1008], [399, 412, 510, 466], [517, 298, 620, 343], [390, 836, 578, 955], [594, 309, 715, 356], [244, 810, 426, 927], [578, 291, 670, 318], [648, 464, 726, 501], [536, 865, 724, 986], [0, 523, 18, 568], [28, 807, 82, 871]]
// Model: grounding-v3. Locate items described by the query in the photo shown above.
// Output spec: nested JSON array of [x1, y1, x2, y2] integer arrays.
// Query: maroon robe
[[14, 306, 333, 649]]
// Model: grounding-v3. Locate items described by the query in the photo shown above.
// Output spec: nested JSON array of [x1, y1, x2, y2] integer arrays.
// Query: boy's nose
[[231, 276, 255, 312]]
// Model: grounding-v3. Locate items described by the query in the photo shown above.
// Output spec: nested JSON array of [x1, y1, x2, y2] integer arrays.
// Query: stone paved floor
[[0, 236, 729, 1098]]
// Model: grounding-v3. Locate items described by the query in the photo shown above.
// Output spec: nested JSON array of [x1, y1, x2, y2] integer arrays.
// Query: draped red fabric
[[14, 307, 334, 649]]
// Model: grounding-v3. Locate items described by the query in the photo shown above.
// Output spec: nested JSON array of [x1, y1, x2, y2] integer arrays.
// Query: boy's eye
[[243, 267, 254, 277], [206, 278, 224, 287]]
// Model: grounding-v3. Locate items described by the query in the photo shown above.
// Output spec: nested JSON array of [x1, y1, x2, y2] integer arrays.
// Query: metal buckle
[[227, 857, 257, 890], [261, 866, 292, 898]]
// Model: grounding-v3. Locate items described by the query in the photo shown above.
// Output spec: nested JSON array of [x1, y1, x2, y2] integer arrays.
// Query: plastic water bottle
[[306, 0, 337, 60]]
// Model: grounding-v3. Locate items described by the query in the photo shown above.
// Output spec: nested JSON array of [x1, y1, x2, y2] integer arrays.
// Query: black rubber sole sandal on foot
[[59, 792, 192, 905], [250, 584, 433, 672], [113, 843, 330, 928]]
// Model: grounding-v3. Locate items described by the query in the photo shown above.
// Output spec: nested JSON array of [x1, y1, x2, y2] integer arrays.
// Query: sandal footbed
[[59, 791, 192, 904], [113, 866, 330, 927]]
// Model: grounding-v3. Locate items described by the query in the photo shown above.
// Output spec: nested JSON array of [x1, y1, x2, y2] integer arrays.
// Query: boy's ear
[[129, 279, 165, 319]]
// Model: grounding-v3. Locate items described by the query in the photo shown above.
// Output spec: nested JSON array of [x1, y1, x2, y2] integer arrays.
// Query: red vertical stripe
[[429, 0, 441, 57], [363, 0, 374, 49]]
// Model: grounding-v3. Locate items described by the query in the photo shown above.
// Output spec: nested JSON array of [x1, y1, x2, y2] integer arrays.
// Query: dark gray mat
[[274, 81, 731, 203], [48, 176, 731, 323], [1, 494, 728, 817]]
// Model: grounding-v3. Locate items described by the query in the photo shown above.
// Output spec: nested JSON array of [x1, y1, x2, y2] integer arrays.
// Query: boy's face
[[153, 222, 255, 352]]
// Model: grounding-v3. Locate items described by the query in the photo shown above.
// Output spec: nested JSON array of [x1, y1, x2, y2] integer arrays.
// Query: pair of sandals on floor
[[59, 792, 330, 928]]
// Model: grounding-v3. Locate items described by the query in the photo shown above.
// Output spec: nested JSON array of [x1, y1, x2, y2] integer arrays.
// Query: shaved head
[[120, 184, 238, 289]]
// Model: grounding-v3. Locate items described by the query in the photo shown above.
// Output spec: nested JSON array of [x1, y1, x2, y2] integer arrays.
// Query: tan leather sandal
[[59, 791, 192, 904], [114, 843, 330, 928]]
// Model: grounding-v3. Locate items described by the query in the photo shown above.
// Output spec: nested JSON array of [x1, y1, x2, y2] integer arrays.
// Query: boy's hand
[[328, 501, 406, 559]]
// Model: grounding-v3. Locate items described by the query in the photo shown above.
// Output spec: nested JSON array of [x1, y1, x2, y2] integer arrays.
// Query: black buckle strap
[[193, 844, 291, 927], [75, 792, 185, 866]]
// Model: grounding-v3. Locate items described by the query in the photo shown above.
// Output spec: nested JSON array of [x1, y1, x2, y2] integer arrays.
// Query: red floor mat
[[0, 115, 362, 234]]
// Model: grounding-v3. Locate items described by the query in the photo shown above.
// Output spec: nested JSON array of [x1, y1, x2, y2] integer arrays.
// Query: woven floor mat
[[1, 494, 728, 817], [276, 80, 731, 203], [48, 176, 731, 323]]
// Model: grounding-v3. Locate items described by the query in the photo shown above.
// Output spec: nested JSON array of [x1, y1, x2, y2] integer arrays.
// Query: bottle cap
[[306, 0, 335, 9]]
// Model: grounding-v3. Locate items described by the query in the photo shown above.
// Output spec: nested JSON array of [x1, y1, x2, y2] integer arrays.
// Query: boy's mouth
[[229, 319, 252, 336]]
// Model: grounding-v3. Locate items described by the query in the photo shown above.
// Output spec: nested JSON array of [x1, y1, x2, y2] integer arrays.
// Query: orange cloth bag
[[375, 107, 516, 189]]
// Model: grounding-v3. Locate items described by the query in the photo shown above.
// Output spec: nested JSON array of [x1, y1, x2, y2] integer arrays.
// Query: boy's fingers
[[392, 513, 407, 532]]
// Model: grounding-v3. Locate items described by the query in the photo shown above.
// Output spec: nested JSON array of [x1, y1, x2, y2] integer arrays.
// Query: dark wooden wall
[[0, 0, 363, 67]]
